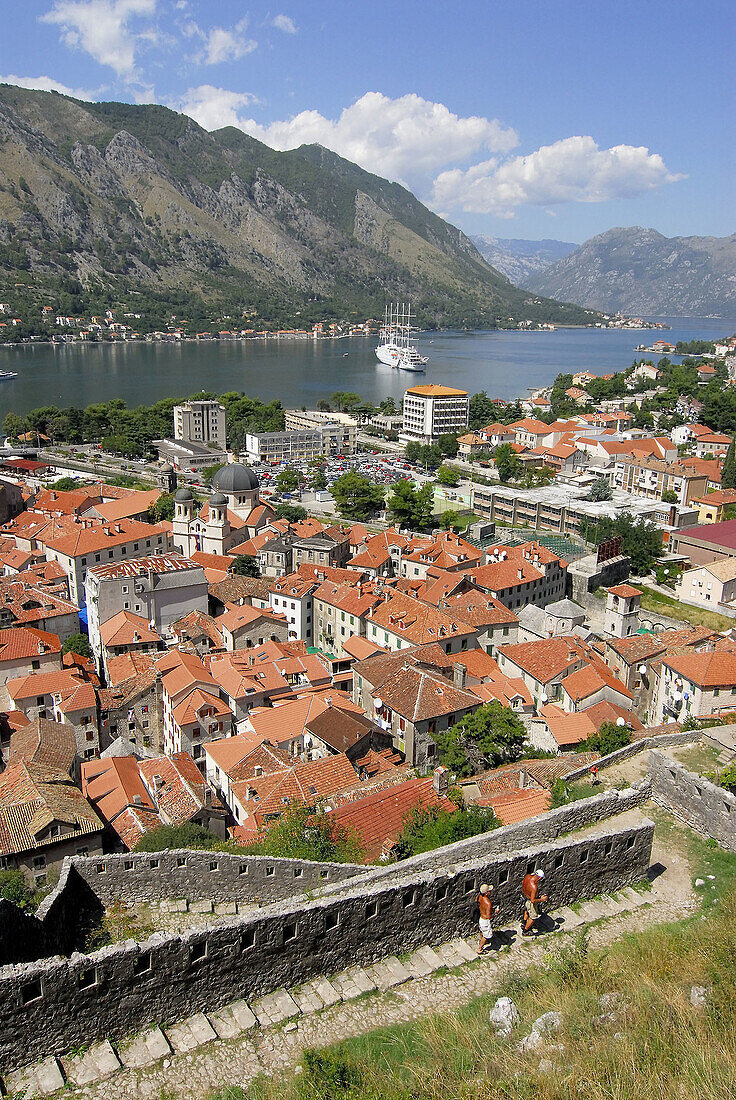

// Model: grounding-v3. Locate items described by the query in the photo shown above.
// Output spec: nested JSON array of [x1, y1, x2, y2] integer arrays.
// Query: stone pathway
[[4, 831, 693, 1100]]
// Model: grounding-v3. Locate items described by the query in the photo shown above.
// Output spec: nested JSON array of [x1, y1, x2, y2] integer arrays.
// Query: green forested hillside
[[0, 85, 598, 329]]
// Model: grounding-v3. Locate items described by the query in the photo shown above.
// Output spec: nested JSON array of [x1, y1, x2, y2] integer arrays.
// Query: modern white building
[[174, 400, 227, 450], [401, 384, 469, 443], [244, 430, 323, 464]]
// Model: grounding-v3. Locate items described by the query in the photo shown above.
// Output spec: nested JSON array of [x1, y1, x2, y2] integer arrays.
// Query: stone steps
[[2, 885, 649, 1099]]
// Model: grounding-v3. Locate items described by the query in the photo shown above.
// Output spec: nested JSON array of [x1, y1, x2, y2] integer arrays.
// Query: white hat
[[479, 883, 492, 894], [535, 869, 545, 879]]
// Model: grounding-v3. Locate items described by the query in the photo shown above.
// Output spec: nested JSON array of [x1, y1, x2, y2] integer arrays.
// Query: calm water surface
[[0, 316, 733, 417]]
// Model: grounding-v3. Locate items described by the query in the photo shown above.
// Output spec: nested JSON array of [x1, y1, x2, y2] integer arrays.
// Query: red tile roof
[[0, 626, 62, 664], [331, 776, 456, 860]]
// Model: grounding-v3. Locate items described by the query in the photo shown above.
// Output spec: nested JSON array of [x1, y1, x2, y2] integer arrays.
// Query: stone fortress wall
[[648, 749, 736, 852], [0, 789, 655, 1072]]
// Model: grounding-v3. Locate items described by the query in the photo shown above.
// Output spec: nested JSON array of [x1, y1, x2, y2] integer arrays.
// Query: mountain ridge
[[526, 226, 736, 317], [0, 85, 597, 328], [470, 235, 577, 287]]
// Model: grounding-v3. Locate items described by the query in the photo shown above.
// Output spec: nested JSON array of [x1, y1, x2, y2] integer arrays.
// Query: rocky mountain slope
[[0, 85, 596, 327], [470, 235, 576, 287], [527, 226, 736, 317]]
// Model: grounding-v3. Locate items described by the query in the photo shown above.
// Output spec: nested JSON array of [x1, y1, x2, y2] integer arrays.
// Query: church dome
[[174, 487, 194, 502], [209, 492, 227, 507], [211, 463, 259, 494]]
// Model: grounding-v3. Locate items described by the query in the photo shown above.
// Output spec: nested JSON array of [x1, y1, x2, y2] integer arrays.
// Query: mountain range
[[0, 85, 596, 328], [526, 227, 736, 318], [470, 235, 577, 287]]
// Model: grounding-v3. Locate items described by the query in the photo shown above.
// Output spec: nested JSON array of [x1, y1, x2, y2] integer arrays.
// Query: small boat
[[0, 370, 17, 381]]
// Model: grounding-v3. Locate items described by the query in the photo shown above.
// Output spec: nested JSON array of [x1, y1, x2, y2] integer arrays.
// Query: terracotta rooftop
[[0, 762, 103, 856], [100, 610, 162, 648], [8, 717, 76, 773], [0, 626, 62, 664], [331, 776, 456, 860], [663, 650, 736, 688]]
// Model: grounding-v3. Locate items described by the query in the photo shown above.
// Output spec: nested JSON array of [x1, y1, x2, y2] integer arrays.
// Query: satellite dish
[[540, 693, 549, 703], [374, 697, 383, 709], [638, 664, 647, 674], [616, 717, 626, 727]]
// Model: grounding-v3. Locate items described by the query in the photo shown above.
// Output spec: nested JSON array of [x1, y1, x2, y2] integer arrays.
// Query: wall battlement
[[0, 817, 654, 1072]]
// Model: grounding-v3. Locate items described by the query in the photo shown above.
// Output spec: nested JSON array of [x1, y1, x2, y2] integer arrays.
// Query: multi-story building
[[40, 518, 173, 606], [611, 456, 709, 505], [269, 573, 319, 643], [85, 553, 209, 671], [158, 649, 234, 766], [400, 384, 469, 443], [653, 651, 736, 725], [472, 482, 697, 542], [244, 430, 324, 464], [174, 399, 227, 450], [284, 409, 358, 454]]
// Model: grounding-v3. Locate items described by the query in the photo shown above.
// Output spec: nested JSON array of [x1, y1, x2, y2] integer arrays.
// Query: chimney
[[153, 774, 164, 791], [518, 769, 526, 789], [433, 766, 449, 796], [133, 794, 143, 806], [453, 663, 466, 690]]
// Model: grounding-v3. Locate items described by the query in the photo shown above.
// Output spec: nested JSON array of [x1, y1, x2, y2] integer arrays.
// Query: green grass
[[638, 585, 734, 631], [671, 743, 724, 776]]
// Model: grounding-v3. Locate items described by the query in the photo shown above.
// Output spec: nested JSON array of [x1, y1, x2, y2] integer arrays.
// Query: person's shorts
[[524, 900, 540, 919], [479, 917, 492, 937]]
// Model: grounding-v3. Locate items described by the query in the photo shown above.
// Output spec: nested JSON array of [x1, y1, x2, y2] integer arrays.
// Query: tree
[[661, 489, 678, 504], [310, 466, 327, 491], [331, 470, 384, 520], [379, 397, 397, 415], [0, 869, 40, 910], [202, 462, 226, 485], [387, 479, 434, 530], [50, 477, 82, 491], [583, 513, 662, 574], [316, 399, 332, 412], [135, 823, 223, 852], [151, 492, 175, 522], [494, 443, 521, 483], [331, 391, 361, 413], [468, 391, 496, 430], [3, 412, 27, 440], [435, 701, 528, 777], [586, 477, 613, 502], [245, 803, 365, 863], [581, 721, 632, 756], [722, 439, 736, 489], [232, 554, 260, 577], [436, 464, 460, 487], [275, 503, 308, 522], [62, 633, 92, 659], [393, 804, 500, 859], [276, 468, 302, 494], [441, 509, 462, 530], [719, 764, 736, 794], [438, 433, 460, 458]]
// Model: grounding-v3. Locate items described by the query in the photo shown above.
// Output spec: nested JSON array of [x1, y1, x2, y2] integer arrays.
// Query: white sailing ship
[[375, 303, 428, 372]]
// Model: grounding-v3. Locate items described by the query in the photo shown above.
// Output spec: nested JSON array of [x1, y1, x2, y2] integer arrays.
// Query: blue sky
[[2, 0, 733, 243]]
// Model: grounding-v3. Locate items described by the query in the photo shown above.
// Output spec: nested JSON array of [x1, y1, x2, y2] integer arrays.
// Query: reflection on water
[[0, 316, 733, 416]]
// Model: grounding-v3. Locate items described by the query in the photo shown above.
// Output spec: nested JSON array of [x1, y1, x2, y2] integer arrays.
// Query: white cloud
[[202, 22, 257, 64], [271, 14, 297, 34], [431, 135, 684, 216], [175, 85, 259, 131], [0, 73, 97, 100], [41, 0, 157, 80], [228, 92, 518, 182]]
